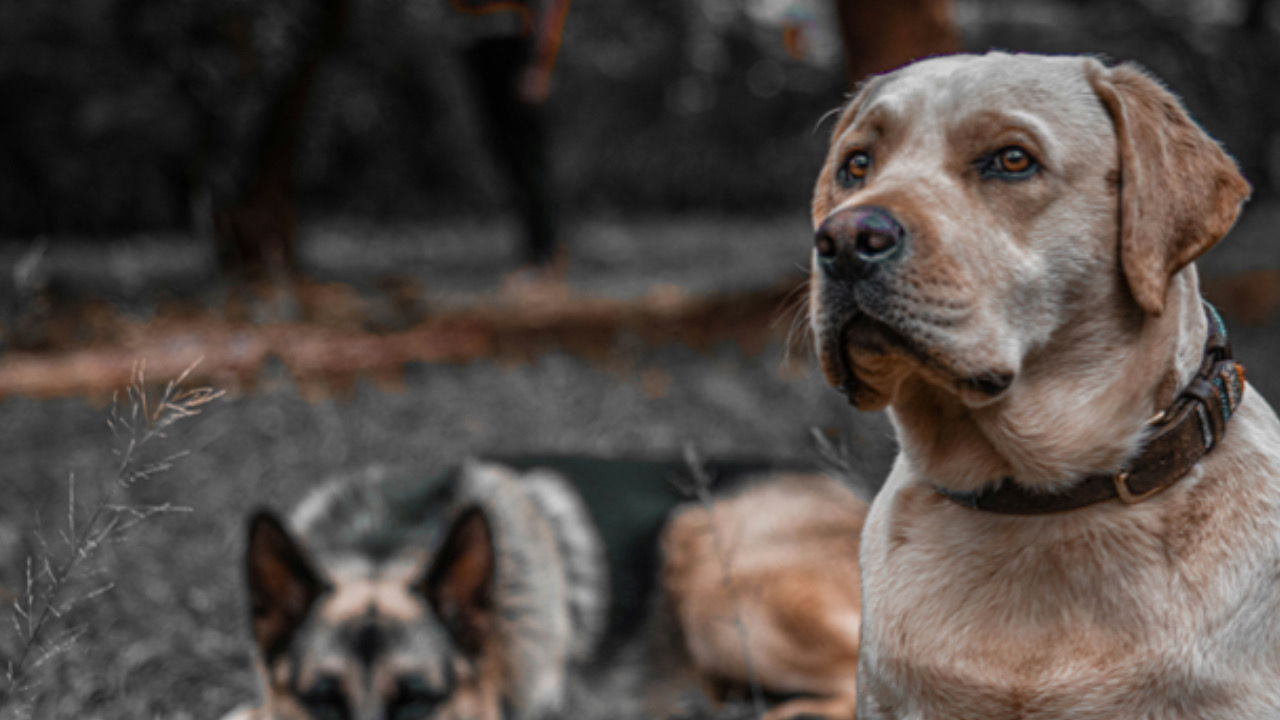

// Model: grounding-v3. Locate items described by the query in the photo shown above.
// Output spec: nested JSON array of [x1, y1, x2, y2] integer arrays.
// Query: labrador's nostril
[[815, 232, 838, 260], [855, 228, 897, 257]]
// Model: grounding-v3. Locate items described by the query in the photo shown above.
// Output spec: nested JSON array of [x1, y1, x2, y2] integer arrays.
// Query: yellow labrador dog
[[810, 52, 1280, 718]]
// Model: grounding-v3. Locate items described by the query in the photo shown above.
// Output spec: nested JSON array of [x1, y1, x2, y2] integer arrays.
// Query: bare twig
[[810, 426, 880, 503], [773, 275, 814, 370]]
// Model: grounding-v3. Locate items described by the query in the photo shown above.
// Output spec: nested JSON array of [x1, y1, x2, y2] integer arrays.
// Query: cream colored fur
[[810, 53, 1280, 718], [663, 473, 867, 720]]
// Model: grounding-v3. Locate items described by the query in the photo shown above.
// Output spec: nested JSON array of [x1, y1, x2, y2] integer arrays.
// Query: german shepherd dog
[[219, 457, 868, 720]]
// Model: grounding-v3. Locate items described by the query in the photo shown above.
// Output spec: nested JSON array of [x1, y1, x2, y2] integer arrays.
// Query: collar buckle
[[1112, 470, 1160, 505]]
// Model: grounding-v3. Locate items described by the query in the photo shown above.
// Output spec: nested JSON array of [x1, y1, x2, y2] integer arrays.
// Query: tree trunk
[[832, 0, 959, 88]]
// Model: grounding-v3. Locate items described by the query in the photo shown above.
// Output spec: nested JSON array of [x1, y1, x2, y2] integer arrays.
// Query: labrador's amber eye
[[997, 146, 1031, 173], [837, 151, 871, 187], [847, 151, 871, 178]]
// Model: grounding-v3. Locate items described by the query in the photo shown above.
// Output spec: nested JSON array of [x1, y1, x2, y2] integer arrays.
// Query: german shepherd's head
[[245, 504, 505, 720]]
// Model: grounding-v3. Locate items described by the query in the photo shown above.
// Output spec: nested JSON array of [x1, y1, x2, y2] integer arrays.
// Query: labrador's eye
[[984, 146, 1037, 178], [998, 146, 1031, 173], [837, 150, 871, 187]]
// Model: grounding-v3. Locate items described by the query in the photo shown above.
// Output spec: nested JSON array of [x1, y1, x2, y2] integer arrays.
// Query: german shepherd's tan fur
[[222, 461, 610, 720]]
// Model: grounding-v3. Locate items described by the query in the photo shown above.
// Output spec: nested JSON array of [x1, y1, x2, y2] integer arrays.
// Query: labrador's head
[[809, 53, 1249, 411]]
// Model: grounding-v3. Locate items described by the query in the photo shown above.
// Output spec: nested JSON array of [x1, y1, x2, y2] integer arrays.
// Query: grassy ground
[[0, 343, 892, 719]]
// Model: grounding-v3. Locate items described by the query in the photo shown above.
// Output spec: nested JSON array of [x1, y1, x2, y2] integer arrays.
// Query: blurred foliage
[[0, 0, 846, 237], [0, 0, 1276, 238]]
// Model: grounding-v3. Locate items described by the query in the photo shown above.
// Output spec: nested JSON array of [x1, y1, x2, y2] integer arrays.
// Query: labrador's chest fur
[[857, 393, 1280, 719]]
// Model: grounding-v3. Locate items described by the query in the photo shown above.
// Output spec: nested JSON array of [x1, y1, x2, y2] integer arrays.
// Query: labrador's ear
[[246, 511, 324, 662], [422, 506, 495, 655], [1087, 61, 1250, 316]]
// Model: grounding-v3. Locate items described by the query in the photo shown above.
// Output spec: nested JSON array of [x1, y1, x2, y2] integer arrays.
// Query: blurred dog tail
[[520, 467, 611, 661], [456, 459, 611, 700]]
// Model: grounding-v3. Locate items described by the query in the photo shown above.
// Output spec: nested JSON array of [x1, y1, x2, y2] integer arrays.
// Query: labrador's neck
[[888, 267, 1207, 494]]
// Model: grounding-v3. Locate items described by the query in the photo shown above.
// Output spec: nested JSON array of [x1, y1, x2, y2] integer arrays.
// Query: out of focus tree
[[832, 0, 959, 86]]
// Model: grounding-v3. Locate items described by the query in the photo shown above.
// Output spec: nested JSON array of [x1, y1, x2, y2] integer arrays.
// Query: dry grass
[[0, 361, 223, 719]]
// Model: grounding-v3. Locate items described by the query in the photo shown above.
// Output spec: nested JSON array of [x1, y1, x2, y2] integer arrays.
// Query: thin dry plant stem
[[0, 358, 223, 712], [678, 444, 766, 720], [809, 426, 878, 505], [774, 275, 814, 370]]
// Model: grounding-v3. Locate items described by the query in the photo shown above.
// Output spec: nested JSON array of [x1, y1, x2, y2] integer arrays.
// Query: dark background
[[1, 0, 1275, 235]]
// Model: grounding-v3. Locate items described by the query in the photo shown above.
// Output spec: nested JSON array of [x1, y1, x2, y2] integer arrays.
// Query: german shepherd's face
[[246, 507, 503, 720]]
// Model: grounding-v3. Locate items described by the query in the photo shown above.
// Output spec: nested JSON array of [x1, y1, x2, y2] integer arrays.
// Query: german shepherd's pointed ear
[[422, 506, 495, 655], [246, 511, 324, 662], [1087, 60, 1251, 316]]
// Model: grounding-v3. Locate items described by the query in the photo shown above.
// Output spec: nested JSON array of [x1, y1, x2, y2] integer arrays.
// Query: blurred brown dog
[[664, 471, 865, 720], [810, 52, 1280, 718]]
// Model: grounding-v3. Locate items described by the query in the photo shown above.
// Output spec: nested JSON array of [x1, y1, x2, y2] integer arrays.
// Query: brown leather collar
[[938, 302, 1246, 515]]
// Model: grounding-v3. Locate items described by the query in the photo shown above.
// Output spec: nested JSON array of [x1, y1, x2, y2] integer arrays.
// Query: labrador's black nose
[[815, 206, 907, 277]]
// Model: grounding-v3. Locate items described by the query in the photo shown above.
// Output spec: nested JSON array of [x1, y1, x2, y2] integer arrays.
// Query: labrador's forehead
[[855, 53, 1107, 134]]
